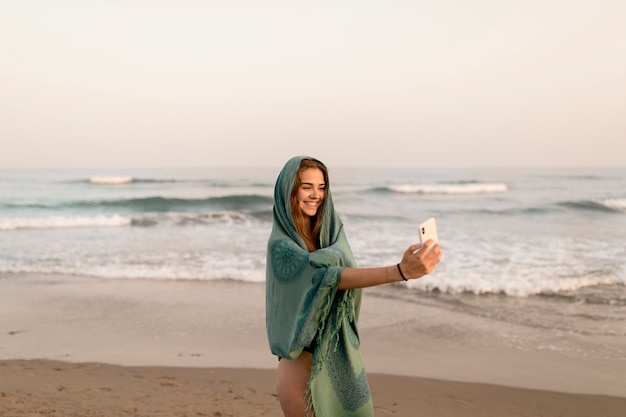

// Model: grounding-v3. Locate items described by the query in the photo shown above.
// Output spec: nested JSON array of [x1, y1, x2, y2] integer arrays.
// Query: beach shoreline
[[1, 273, 625, 415]]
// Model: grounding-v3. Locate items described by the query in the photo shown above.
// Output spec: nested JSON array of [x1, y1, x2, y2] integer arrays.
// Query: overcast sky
[[1, 0, 624, 169]]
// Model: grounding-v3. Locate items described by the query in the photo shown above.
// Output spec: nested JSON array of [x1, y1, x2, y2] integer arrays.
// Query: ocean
[[2, 165, 625, 362], [1, 166, 624, 295]]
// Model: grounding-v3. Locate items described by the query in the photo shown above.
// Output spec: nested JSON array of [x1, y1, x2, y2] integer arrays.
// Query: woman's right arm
[[338, 240, 441, 290]]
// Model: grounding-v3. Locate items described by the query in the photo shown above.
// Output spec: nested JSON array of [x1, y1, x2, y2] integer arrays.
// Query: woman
[[266, 156, 441, 417]]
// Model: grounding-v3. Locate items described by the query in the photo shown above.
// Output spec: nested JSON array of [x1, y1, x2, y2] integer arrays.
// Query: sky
[[1, 0, 624, 169]]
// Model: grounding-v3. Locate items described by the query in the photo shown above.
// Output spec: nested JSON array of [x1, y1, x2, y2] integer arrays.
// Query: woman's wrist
[[396, 263, 408, 281]]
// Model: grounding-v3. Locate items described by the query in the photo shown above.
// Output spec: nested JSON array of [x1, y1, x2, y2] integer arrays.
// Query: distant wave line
[[442, 198, 626, 216], [413, 272, 624, 298], [559, 199, 626, 213], [0, 214, 132, 231], [0, 211, 268, 231], [375, 182, 509, 195], [83, 177, 274, 187], [1, 194, 274, 212], [94, 194, 274, 212], [131, 211, 263, 226], [0, 266, 265, 284], [90, 176, 133, 185]]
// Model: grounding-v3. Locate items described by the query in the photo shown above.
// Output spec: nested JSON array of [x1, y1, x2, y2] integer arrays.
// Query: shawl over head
[[266, 156, 374, 417]]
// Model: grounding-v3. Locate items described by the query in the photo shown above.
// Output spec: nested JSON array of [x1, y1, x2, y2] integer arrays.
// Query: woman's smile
[[297, 168, 326, 217]]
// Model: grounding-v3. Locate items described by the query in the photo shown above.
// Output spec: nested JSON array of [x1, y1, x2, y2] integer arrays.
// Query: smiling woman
[[265, 156, 441, 416]]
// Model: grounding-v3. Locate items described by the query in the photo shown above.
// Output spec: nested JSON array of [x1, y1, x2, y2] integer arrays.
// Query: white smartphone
[[418, 218, 439, 251]]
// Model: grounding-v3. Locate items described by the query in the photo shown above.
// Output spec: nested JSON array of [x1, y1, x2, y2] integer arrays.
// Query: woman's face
[[296, 168, 326, 218]]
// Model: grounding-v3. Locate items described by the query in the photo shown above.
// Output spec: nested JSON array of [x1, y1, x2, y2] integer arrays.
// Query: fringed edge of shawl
[[303, 287, 359, 417]]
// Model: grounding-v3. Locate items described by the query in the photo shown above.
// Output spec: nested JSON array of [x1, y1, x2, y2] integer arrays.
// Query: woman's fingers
[[421, 242, 441, 273], [404, 240, 441, 278]]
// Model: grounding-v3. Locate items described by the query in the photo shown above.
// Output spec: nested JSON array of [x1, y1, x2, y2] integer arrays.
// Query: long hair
[[289, 158, 329, 252]]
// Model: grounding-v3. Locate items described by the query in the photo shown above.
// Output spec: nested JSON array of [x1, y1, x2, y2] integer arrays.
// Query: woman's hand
[[399, 240, 441, 280]]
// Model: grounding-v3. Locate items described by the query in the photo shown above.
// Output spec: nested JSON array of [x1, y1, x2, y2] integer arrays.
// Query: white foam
[[593, 198, 626, 211], [129, 211, 256, 227], [390, 183, 508, 194], [90, 176, 133, 185], [162, 211, 252, 224], [0, 264, 265, 284], [0, 215, 131, 231], [410, 272, 622, 297], [404, 233, 626, 297]]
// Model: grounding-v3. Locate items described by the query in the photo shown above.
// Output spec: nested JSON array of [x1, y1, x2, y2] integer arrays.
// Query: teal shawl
[[266, 156, 374, 417]]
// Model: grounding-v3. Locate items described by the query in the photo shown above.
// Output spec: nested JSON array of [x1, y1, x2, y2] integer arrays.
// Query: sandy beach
[[1, 273, 625, 416]]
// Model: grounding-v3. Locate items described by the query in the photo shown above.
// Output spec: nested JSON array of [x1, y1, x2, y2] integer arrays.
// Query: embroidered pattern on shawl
[[266, 156, 374, 417]]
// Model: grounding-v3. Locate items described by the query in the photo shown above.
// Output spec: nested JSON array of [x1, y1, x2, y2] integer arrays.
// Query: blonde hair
[[290, 158, 329, 252]]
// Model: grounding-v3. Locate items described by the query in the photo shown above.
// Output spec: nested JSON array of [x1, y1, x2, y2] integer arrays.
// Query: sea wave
[[131, 211, 259, 226], [0, 211, 263, 231], [409, 270, 625, 298], [560, 199, 626, 213], [93, 195, 273, 212], [83, 177, 274, 187], [383, 182, 508, 195], [442, 198, 626, 216], [3, 261, 623, 299], [3, 194, 273, 212], [0, 215, 132, 231], [0, 265, 265, 283], [69, 177, 277, 189], [469, 206, 556, 216], [90, 176, 133, 185], [77, 177, 181, 185]]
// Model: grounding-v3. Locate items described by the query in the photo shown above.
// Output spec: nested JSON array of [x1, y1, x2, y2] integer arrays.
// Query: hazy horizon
[[2, 1, 624, 169]]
